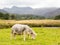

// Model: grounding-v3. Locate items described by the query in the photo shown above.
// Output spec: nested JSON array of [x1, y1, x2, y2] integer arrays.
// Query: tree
[[0, 12, 4, 19], [54, 15, 60, 20], [10, 14, 16, 20], [3, 13, 10, 20]]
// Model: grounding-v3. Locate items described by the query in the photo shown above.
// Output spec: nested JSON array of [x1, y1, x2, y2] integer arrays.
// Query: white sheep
[[11, 24, 37, 41]]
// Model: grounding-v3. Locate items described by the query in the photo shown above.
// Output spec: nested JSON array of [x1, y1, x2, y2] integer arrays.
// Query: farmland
[[0, 20, 60, 28], [0, 27, 60, 45]]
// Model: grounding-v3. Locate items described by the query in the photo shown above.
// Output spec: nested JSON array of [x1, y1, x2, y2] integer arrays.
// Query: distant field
[[0, 20, 60, 28], [0, 27, 60, 45]]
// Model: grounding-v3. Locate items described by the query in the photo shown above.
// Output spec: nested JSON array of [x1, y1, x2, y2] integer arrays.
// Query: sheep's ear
[[34, 32, 37, 36], [33, 31, 37, 36]]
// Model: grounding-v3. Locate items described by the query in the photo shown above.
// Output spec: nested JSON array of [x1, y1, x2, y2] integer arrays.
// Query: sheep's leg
[[10, 30, 13, 39], [10, 33, 16, 39], [13, 33, 16, 39], [10, 33, 13, 40], [28, 34, 30, 39], [23, 31, 26, 41]]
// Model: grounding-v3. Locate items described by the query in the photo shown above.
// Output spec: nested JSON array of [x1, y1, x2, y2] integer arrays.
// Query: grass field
[[0, 27, 60, 45]]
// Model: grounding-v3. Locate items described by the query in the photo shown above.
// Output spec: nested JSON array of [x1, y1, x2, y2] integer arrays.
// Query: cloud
[[0, 0, 60, 9]]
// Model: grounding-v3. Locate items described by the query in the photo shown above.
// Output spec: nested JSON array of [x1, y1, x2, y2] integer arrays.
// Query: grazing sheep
[[11, 24, 37, 41]]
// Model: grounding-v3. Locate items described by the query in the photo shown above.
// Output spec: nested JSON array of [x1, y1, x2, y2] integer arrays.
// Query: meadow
[[0, 27, 60, 45]]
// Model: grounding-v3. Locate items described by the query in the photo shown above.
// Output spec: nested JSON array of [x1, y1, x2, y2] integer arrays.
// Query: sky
[[0, 0, 60, 9]]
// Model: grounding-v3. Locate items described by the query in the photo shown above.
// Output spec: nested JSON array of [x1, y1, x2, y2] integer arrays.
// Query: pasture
[[0, 27, 60, 45]]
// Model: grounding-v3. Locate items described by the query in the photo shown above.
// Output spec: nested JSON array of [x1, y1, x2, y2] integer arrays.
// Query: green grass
[[0, 27, 60, 45]]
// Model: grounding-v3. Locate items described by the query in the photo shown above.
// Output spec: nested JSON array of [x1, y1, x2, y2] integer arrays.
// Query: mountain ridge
[[0, 6, 60, 17]]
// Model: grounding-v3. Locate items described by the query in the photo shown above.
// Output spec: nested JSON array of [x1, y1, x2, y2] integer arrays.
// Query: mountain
[[44, 8, 60, 17], [3, 6, 60, 17], [0, 9, 7, 13], [3, 6, 33, 14], [33, 8, 57, 15]]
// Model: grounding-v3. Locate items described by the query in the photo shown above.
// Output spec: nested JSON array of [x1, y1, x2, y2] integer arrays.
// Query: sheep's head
[[30, 31, 37, 39]]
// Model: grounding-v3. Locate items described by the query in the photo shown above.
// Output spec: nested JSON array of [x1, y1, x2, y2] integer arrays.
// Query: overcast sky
[[0, 0, 60, 9]]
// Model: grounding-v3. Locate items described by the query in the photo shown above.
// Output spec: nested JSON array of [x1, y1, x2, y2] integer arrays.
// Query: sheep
[[11, 24, 37, 41]]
